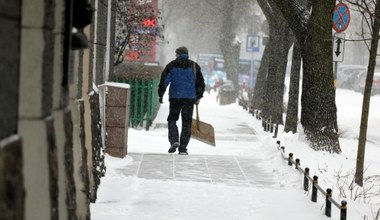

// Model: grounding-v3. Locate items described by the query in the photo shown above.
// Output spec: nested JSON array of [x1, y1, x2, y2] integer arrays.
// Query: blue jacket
[[158, 54, 205, 101]]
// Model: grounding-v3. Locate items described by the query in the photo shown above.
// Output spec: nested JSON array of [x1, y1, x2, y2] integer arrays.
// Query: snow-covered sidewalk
[[90, 90, 379, 219]]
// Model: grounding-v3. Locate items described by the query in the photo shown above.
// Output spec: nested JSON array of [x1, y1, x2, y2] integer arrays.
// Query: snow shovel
[[191, 105, 216, 146]]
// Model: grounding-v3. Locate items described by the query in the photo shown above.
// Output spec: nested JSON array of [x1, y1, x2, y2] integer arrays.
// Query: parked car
[[336, 64, 367, 90], [358, 71, 380, 95], [347, 70, 380, 95]]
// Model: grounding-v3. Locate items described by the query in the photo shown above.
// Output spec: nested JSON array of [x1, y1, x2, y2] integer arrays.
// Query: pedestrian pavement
[[121, 97, 280, 188], [91, 96, 338, 220], [113, 152, 278, 188]]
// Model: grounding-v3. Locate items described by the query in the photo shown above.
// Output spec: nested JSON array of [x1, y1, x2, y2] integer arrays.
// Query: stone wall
[[0, 0, 116, 219], [0, 136, 24, 220], [18, 0, 57, 218], [0, 0, 21, 139], [0, 1, 23, 216]]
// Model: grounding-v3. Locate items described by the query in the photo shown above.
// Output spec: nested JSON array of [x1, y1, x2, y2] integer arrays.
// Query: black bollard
[[262, 119, 266, 130], [304, 167, 309, 191], [276, 141, 281, 150], [325, 188, 332, 217], [311, 176, 318, 202], [340, 200, 347, 220], [276, 140, 281, 148], [264, 119, 267, 131], [295, 158, 300, 170], [273, 125, 278, 138], [288, 153, 293, 166], [267, 118, 271, 132]]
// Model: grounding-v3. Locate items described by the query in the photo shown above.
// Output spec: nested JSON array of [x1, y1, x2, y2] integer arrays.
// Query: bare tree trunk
[[284, 40, 301, 133], [261, 33, 279, 119], [355, 0, 380, 187], [272, 0, 341, 153], [251, 39, 271, 110], [266, 23, 293, 125], [254, 0, 293, 125], [283, 0, 310, 133], [301, 0, 340, 153], [219, 0, 240, 90], [261, 25, 292, 123]]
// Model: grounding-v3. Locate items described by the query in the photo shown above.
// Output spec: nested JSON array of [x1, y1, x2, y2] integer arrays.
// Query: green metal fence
[[114, 77, 160, 130]]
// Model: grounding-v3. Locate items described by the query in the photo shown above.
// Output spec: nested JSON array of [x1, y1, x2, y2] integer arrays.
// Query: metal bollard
[[262, 119, 266, 131], [295, 158, 300, 170], [263, 118, 267, 131], [304, 167, 309, 191], [276, 141, 281, 150], [340, 200, 347, 220], [273, 125, 278, 138], [311, 176, 318, 202], [325, 188, 332, 217], [288, 153, 293, 166], [267, 119, 271, 132]]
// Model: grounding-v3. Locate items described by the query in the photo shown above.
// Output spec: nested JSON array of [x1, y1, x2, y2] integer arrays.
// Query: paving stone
[[121, 153, 278, 188]]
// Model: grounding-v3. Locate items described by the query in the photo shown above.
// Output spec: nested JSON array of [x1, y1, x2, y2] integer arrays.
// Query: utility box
[[218, 81, 236, 106], [99, 82, 130, 158]]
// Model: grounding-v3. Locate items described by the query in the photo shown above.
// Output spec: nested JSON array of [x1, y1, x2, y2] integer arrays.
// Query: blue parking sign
[[247, 35, 260, 52], [333, 2, 350, 33]]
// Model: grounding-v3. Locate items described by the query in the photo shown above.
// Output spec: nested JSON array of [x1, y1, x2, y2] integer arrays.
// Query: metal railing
[[114, 77, 160, 130], [276, 140, 348, 220], [250, 109, 279, 138], [242, 105, 348, 218]]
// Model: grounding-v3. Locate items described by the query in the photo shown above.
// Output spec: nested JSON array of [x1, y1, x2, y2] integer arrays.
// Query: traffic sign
[[333, 2, 350, 33], [333, 33, 345, 62], [246, 35, 260, 52]]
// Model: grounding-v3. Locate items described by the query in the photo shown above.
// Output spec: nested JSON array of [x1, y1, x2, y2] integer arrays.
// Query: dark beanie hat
[[175, 46, 188, 55]]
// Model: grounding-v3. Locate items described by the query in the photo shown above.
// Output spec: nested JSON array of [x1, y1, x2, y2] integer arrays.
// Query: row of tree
[[114, 0, 379, 186], [253, 0, 380, 186]]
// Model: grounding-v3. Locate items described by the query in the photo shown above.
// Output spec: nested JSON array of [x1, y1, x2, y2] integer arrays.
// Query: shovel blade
[[191, 119, 216, 146]]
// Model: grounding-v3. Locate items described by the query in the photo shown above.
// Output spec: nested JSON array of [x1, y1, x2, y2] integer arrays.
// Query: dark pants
[[167, 99, 194, 152]]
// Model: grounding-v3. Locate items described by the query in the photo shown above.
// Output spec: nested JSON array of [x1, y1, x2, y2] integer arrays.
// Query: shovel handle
[[196, 104, 200, 120], [195, 104, 200, 129]]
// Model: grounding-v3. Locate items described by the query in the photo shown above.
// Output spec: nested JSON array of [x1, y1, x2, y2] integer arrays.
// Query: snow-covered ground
[[91, 89, 380, 220]]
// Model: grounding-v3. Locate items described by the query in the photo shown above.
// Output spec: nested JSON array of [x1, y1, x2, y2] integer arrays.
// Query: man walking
[[158, 46, 205, 155]]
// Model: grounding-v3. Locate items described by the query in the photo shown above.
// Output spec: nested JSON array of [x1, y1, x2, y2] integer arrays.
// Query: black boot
[[168, 142, 179, 153]]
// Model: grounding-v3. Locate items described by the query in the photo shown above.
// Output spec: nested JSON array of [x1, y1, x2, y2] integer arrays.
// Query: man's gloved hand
[[195, 99, 200, 105], [159, 96, 163, 104]]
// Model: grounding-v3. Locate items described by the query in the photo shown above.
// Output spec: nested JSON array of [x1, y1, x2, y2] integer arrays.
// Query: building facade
[[0, 0, 116, 219]]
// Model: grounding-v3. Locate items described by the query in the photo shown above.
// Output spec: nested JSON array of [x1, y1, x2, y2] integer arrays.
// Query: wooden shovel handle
[[195, 104, 200, 129]]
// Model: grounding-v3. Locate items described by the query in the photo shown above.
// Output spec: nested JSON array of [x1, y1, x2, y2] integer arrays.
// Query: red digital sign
[[126, 0, 158, 62], [143, 19, 156, 27]]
